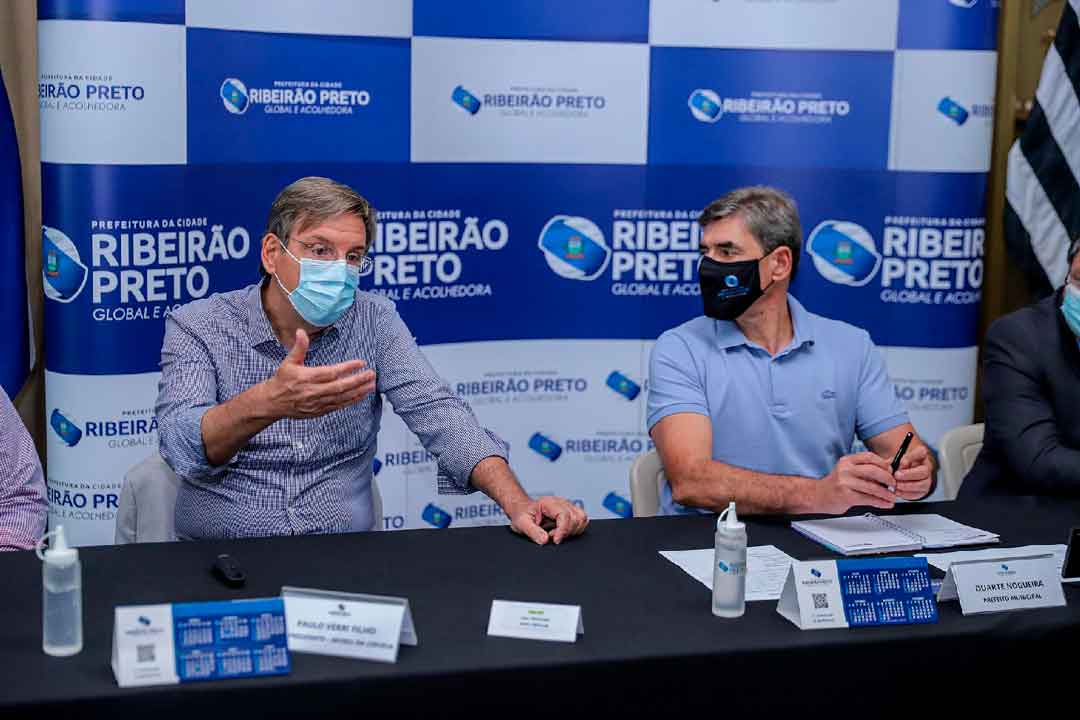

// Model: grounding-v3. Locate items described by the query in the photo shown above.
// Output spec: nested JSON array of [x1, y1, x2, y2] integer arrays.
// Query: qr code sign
[[812, 593, 829, 610], [136, 644, 155, 663]]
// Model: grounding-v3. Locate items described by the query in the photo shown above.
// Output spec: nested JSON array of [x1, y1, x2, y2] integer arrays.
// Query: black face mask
[[699, 254, 772, 321]]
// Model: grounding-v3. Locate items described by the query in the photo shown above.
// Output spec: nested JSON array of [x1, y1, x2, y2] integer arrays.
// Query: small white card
[[776, 561, 848, 630], [111, 604, 179, 688], [487, 600, 584, 643], [281, 586, 418, 664], [937, 554, 1066, 615]]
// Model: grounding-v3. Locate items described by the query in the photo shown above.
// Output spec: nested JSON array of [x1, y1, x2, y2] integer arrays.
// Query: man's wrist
[[791, 477, 822, 515], [249, 379, 282, 423], [501, 493, 533, 519], [470, 456, 531, 515], [493, 480, 532, 517]]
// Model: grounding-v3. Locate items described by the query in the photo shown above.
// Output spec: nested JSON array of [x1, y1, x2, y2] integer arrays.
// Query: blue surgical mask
[[1063, 283, 1080, 338], [274, 241, 359, 327]]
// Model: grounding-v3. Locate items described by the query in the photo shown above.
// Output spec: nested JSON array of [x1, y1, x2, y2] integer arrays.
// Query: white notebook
[[791, 513, 1000, 556]]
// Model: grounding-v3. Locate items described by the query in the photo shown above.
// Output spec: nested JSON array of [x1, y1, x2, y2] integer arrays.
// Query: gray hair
[[260, 176, 376, 277], [698, 186, 802, 280]]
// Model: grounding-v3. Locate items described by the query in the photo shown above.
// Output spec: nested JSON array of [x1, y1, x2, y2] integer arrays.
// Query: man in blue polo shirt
[[648, 186, 935, 515]]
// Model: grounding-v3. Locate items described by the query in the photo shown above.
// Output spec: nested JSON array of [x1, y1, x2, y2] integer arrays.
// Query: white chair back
[[115, 453, 180, 544], [370, 478, 384, 531], [629, 450, 667, 518], [937, 423, 984, 500]]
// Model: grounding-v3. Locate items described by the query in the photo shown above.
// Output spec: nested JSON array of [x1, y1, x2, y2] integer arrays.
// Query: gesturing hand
[[263, 329, 376, 419], [508, 496, 590, 545]]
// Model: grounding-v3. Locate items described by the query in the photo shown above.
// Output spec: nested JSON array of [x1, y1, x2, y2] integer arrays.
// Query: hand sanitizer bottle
[[712, 502, 747, 618], [36, 525, 83, 656]]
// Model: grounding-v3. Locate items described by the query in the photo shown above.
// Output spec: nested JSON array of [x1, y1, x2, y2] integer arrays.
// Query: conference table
[[1, 496, 1077, 717]]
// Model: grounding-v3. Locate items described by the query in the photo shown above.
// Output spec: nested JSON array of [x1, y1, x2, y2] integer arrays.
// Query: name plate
[[281, 586, 417, 664], [487, 600, 584, 643], [937, 554, 1066, 615], [777, 557, 937, 630], [111, 598, 290, 688]]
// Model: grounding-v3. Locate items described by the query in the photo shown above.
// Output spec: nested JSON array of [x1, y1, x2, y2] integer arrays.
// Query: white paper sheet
[[916, 544, 1067, 574], [659, 545, 796, 601]]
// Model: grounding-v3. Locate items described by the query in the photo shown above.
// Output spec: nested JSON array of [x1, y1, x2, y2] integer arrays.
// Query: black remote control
[[211, 553, 246, 588]]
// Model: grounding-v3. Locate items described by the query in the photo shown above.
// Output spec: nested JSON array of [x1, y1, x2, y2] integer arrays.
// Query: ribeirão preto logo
[[42, 226, 89, 303], [688, 89, 722, 123], [937, 96, 992, 127], [219, 77, 370, 116], [221, 78, 249, 115], [687, 89, 850, 125], [806, 220, 882, 287], [807, 215, 985, 306], [49, 408, 83, 447], [451, 85, 482, 115], [537, 215, 611, 281]]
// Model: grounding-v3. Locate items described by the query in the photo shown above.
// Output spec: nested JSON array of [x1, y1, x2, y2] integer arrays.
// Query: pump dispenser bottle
[[37, 525, 83, 656], [712, 502, 747, 618]]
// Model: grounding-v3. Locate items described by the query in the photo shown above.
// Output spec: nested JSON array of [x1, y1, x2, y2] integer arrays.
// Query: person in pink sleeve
[[0, 387, 46, 550]]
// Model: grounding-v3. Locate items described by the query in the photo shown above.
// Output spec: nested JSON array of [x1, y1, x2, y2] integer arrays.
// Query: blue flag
[[0, 71, 28, 398]]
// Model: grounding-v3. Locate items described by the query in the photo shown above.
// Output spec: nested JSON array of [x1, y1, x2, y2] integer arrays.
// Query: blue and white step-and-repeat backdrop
[[38, 0, 998, 545]]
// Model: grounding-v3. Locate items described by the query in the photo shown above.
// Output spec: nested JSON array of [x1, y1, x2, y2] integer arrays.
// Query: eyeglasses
[[290, 237, 374, 276]]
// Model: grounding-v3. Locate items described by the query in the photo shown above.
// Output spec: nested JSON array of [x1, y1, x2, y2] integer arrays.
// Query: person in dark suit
[[962, 238, 1080, 497]]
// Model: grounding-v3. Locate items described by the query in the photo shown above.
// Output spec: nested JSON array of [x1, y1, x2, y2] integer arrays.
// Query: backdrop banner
[[38, 0, 998, 544]]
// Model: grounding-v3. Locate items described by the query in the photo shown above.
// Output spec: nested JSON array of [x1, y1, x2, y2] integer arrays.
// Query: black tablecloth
[[1, 497, 1078, 717]]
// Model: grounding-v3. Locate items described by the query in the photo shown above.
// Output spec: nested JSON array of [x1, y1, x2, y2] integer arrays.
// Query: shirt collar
[[247, 280, 348, 350], [712, 293, 816, 354], [787, 294, 816, 350], [246, 282, 278, 349], [713, 315, 748, 350]]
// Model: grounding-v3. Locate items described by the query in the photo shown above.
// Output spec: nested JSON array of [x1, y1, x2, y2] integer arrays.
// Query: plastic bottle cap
[[36, 525, 78, 565], [716, 501, 745, 531]]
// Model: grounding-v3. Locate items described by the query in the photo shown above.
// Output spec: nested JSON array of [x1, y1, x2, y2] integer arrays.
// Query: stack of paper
[[659, 545, 796, 601]]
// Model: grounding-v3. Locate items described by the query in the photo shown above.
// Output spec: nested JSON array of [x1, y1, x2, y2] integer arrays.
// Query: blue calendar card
[[172, 598, 291, 682], [836, 557, 938, 628]]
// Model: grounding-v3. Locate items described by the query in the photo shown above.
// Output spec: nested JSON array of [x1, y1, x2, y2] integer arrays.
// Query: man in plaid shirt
[[157, 176, 588, 543]]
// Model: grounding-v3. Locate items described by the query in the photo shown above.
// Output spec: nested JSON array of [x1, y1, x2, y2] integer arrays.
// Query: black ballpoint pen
[[889, 432, 914, 492]]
